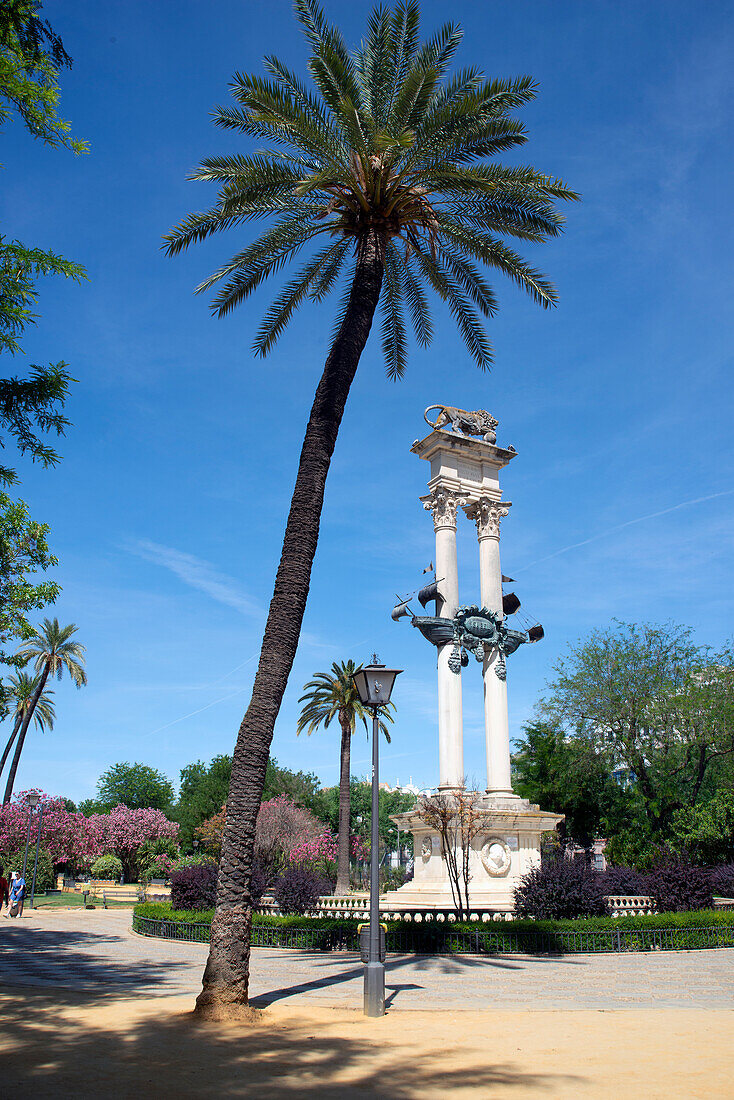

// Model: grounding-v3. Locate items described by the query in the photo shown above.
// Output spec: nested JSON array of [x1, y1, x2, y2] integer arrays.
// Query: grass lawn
[[30, 893, 136, 910]]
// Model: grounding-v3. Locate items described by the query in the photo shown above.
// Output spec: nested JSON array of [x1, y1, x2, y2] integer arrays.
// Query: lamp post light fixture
[[352, 657, 402, 1018], [21, 791, 41, 882]]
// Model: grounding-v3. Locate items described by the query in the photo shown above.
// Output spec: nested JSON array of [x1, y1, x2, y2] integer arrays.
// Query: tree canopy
[[84, 761, 175, 814]]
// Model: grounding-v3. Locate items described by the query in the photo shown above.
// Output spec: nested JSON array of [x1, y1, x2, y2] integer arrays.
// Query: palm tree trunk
[[3, 665, 50, 805], [0, 713, 23, 782], [336, 713, 352, 895], [196, 231, 384, 1019]]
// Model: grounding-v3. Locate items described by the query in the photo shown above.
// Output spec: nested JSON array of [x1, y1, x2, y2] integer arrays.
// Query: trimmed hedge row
[[132, 897, 734, 941]]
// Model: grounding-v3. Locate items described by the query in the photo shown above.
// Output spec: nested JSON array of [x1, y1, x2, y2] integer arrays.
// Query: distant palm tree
[[0, 672, 56, 783], [3, 618, 85, 804], [297, 660, 393, 893], [165, 0, 577, 1015]]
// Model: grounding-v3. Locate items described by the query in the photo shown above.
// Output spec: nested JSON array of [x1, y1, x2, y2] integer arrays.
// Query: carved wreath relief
[[480, 837, 512, 877]]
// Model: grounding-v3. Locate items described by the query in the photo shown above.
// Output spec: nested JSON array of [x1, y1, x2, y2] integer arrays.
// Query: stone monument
[[384, 405, 562, 912]]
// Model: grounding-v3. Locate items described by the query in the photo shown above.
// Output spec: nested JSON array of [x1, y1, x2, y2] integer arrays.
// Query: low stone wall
[[256, 894, 518, 922], [604, 895, 657, 916]]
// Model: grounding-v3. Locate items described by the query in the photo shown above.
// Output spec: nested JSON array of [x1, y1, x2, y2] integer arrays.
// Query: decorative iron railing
[[132, 913, 734, 954]]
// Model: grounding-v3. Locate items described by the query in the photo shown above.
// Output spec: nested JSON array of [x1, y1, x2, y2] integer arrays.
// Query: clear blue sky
[[5, 0, 733, 802]]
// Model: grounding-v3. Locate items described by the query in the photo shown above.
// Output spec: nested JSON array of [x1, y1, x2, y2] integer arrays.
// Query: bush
[[170, 863, 217, 911], [710, 863, 734, 899], [272, 865, 326, 915], [90, 854, 123, 881], [136, 838, 179, 882], [8, 849, 54, 893], [514, 856, 607, 919], [646, 855, 713, 912], [598, 865, 649, 896], [171, 853, 217, 872]]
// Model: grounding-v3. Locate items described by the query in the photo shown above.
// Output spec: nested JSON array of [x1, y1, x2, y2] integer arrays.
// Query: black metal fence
[[132, 914, 734, 954]]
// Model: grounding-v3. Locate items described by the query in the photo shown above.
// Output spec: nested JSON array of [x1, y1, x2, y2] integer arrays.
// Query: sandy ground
[[0, 985, 733, 1098], [2, 911, 733, 1097]]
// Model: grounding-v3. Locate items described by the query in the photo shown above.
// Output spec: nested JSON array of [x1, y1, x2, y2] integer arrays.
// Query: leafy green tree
[[0, 0, 87, 150], [175, 752, 326, 852], [0, 3, 88, 704], [3, 617, 86, 803], [174, 754, 233, 852], [166, 0, 576, 1015], [91, 761, 175, 813], [318, 778, 416, 855], [669, 789, 734, 866], [511, 720, 630, 853], [0, 669, 54, 782], [297, 660, 393, 893], [0, 499, 59, 714], [263, 756, 323, 812], [540, 622, 734, 838]]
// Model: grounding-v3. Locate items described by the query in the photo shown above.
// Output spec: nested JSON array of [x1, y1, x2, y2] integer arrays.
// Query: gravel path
[[2, 908, 734, 1010]]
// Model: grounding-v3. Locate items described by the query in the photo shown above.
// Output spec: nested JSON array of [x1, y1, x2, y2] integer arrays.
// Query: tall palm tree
[[297, 660, 393, 893], [165, 0, 577, 1016], [0, 671, 55, 782], [3, 618, 85, 804]]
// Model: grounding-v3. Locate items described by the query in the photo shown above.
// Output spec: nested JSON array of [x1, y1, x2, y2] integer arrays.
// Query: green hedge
[[134, 901, 734, 935]]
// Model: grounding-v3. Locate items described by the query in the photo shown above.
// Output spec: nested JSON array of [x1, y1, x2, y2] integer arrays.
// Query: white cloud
[[127, 539, 263, 618]]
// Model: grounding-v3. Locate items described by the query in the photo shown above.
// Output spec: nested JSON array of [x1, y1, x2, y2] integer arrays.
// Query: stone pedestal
[[384, 795, 562, 912]]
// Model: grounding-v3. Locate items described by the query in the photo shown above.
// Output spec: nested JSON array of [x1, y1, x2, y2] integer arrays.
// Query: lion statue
[[424, 404, 498, 444]]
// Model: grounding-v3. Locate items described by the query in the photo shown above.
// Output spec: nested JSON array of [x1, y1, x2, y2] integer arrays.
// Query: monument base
[[383, 793, 562, 914]]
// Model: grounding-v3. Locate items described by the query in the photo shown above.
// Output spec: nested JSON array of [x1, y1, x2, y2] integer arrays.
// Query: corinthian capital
[[464, 497, 512, 539], [421, 488, 467, 530]]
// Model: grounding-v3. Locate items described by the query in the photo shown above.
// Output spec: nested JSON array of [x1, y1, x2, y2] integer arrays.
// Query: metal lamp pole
[[365, 703, 384, 1017], [351, 659, 402, 1019], [29, 803, 45, 909]]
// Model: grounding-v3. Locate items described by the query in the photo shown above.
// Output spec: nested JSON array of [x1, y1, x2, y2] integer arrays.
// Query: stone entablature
[[411, 428, 517, 505]]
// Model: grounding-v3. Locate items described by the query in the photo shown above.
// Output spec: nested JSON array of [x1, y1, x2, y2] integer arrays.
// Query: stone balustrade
[[256, 894, 517, 922], [604, 894, 657, 916]]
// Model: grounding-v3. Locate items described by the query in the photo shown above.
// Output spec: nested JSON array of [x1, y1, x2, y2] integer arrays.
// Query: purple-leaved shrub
[[272, 865, 326, 915], [514, 856, 606, 919], [170, 863, 217, 911]]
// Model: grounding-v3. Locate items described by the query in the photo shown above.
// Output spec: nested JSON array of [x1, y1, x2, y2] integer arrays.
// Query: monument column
[[465, 497, 514, 796], [421, 487, 465, 789]]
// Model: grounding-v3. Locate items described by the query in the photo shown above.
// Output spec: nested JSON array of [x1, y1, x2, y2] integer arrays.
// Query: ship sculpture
[[392, 570, 543, 679]]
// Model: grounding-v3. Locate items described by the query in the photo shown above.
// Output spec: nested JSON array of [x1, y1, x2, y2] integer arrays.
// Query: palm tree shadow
[[0, 986, 585, 1097]]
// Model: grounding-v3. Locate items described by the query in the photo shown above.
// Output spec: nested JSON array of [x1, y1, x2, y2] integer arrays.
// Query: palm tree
[[164, 0, 577, 1016], [3, 618, 85, 804], [297, 660, 393, 894], [0, 672, 56, 783]]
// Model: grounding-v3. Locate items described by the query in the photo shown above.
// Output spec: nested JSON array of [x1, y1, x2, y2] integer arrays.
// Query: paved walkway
[[2, 908, 734, 1010]]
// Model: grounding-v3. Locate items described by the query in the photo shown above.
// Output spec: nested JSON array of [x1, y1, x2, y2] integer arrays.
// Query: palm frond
[[254, 240, 350, 356], [381, 245, 408, 380]]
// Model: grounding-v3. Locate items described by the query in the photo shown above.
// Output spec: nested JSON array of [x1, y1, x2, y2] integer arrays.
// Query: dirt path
[[0, 986, 732, 1098], [2, 908, 733, 1095]]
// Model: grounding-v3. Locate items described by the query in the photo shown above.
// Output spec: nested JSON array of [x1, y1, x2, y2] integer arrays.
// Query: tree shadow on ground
[[0, 929, 201, 996], [251, 950, 584, 1006], [0, 987, 584, 1098]]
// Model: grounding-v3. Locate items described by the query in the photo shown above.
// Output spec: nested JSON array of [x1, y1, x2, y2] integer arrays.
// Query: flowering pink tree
[[0, 791, 102, 871], [0, 792, 179, 880], [289, 830, 366, 883], [89, 805, 179, 880], [255, 796, 322, 870]]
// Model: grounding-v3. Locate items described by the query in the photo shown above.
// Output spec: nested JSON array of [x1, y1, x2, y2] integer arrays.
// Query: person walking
[[0, 865, 8, 912], [7, 871, 25, 917]]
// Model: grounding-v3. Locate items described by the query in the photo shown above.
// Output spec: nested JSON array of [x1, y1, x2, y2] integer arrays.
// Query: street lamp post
[[352, 658, 402, 1018], [29, 802, 45, 909], [21, 792, 41, 881]]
